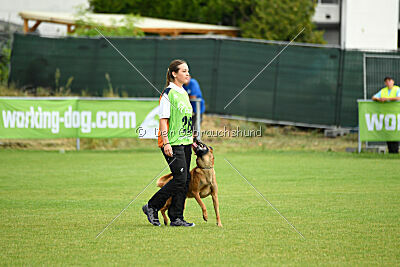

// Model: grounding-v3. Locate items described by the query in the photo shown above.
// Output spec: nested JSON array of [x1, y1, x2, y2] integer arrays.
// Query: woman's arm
[[372, 96, 385, 102], [159, 118, 173, 157], [384, 97, 400, 101], [372, 90, 384, 102]]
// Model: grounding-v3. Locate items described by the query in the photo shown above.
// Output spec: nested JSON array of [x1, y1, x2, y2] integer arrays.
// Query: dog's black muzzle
[[192, 140, 210, 157]]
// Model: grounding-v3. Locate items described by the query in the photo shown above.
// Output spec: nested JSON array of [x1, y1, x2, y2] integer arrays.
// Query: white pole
[[190, 98, 202, 140], [363, 53, 367, 100], [358, 100, 361, 153], [76, 138, 80, 151], [196, 100, 201, 140]]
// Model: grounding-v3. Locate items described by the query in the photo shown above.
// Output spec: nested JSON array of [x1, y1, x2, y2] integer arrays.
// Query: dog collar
[[199, 166, 214, 170]]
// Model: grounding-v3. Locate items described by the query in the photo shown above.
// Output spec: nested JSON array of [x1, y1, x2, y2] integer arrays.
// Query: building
[[313, 0, 341, 45], [2, 0, 399, 50], [18, 11, 239, 37], [313, 0, 400, 51], [0, 0, 89, 36], [1, 0, 238, 37]]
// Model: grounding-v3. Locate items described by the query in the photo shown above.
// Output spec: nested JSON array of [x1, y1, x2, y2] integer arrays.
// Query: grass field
[[1, 148, 399, 265]]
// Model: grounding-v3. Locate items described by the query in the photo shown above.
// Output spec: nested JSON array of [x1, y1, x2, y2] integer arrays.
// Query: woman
[[142, 59, 195, 227]]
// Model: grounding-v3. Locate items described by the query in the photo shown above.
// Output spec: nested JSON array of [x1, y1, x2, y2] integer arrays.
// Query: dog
[[157, 139, 222, 227]]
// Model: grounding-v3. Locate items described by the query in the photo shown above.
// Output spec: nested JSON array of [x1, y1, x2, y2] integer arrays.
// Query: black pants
[[387, 141, 399, 154], [148, 144, 192, 221]]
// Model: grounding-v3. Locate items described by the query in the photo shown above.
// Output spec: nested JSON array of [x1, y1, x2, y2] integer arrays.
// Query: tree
[[239, 0, 324, 43], [0, 38, 11, 85], [88, 0, 324, 43]]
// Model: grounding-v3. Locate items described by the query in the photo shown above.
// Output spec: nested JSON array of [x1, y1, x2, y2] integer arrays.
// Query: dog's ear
[[209, 146, 213, 151]]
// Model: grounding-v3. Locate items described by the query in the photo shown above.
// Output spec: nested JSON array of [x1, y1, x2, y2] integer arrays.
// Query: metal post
[[363, 53, 367, 100], [358, 99, 361, 153], [76, 138, 80, 151], [196, 100, 201, 140], [190, 98, 202, 141]]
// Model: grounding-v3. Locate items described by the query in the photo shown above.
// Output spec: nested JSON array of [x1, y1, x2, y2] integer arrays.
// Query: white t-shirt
[[159, 82, 188, 119]]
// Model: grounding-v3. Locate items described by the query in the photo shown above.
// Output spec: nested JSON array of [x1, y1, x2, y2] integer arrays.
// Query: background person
[[183, 75, 205, 137], [142, 59, 195, 227], [372, 76, 400, 153]]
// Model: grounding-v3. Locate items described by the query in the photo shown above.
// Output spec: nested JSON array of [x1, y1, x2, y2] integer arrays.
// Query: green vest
[[168, 88, 193, 146], [381, 86, 399, 98]]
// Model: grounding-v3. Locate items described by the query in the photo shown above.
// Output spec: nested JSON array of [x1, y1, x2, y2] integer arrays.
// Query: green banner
[[358, 101, 400, 141], [0, 98, 159, 139]]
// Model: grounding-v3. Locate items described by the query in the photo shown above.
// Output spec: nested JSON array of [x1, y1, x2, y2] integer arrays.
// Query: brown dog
[[157, 140, 222, 227]]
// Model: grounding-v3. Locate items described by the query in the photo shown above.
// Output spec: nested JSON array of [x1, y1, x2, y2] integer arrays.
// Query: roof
[[19, 11, 239, 36]]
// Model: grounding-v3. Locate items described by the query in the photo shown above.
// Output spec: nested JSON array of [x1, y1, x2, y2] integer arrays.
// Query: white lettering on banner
[[72, 111, 80, 128], [398, 114, 400, 131], [43, 111, 51, 129], [16, 111, 24, 128], [96, 111, 107, 128], [51, 111, 59, 133], [119, 112, 136, 129], [29, 106, 39, 128], [81, 111, 91, 133], [64, 106, 72, 128], [1, 106, 136, 134], [108, 111, 118, 128], [2, 110, 15, 128], [385, 114, 396, 131], [365, 113, 400, 131]]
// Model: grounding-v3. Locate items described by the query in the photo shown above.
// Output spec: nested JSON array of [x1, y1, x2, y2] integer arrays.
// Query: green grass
[[0, 149, 399, 265]]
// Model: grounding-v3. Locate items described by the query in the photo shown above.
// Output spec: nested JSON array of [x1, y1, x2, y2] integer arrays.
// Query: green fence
[[8, 33, 400, 128]]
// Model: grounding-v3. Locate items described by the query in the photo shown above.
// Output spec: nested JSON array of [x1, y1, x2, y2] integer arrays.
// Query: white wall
[[341, 0, 399, 51], [0, 0, 89, 35], [314, 3, 340, 24]]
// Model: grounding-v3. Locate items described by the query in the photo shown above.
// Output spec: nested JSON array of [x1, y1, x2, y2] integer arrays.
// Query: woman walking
[[142, 59, 195, 227]]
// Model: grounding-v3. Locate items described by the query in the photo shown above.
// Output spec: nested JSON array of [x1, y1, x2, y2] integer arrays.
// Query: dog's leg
[[194, 192, 208, 222], [160, 207, 168, 226], [211, 181, 222, 227], [160, 197, 172, 225]]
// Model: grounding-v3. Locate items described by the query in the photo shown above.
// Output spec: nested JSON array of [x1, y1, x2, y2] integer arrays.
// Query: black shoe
[[142, 204, 161, 226], [170, 218, 195, 227]]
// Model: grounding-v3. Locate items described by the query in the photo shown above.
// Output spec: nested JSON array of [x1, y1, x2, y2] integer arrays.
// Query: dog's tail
[[157, 174, 173, 188]]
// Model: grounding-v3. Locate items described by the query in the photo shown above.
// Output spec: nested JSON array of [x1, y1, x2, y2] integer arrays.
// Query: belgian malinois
[[157, 140, 222, 227]]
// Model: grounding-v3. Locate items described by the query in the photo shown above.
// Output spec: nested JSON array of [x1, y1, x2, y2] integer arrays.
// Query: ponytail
[[162, 59, 187, 94]]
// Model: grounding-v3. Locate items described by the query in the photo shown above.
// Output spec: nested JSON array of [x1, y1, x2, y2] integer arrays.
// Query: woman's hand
[[164, 143, 173, 157]]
